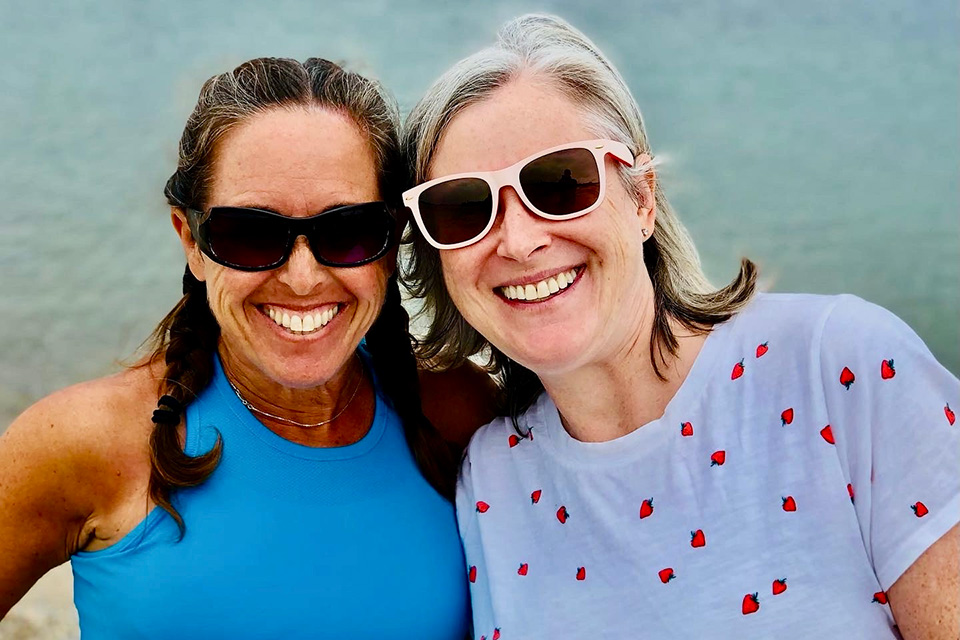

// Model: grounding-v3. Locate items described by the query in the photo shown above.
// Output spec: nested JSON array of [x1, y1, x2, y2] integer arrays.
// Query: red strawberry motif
[[946, 403, 956, 426], [756, 342, 769, 358], [468, 565, 477, 583], [639, 498, 654, 519], [476, 501, 490, 513], [531, 489, 542, 504], [690, 529, 706, 548], [658, 568, 676, 583], [508, 434, 521, 448], [710, 450, 726, 466], [492, 630, 500, 640], [820, 425, 835, 444], [731, 359, 745, 380], [840, 366, 856, 389], [847, 483, 855, 504], [742, 593, 760, 615], [680, 421, 694, 437], [772, 579, 787, 595], [557, 505, 569, 524], [576, 566, 586, 581], [780, 407, 794, 426], [781, 496, 797, 512], [880, 359, 896, 380], [518, 563, 528, 576], [872, 591, 888, 605], [911, 501, 928, 517]]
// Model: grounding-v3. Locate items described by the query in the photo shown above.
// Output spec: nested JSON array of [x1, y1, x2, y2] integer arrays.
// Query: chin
[[498, 337, 590, 378]]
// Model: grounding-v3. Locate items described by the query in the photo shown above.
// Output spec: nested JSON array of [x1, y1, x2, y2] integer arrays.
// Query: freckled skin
[[887, 523, 960, 640]]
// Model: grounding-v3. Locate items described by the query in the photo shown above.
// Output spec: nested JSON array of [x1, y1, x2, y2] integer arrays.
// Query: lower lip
[[258, 305, 341, 340], [499, 268, 583, 308]]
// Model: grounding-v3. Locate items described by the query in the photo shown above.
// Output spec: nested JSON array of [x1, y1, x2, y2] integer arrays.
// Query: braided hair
[[144, 57, 455, 537]]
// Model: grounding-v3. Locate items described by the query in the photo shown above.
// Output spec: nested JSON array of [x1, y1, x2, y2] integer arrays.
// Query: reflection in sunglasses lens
[[420, 177, 493, 246], [315, 207, 389, 265], [207, 210, 289, 268], [520, 148, 600, 215]]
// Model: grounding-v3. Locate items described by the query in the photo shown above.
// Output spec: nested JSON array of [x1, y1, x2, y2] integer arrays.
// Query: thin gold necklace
[[228, 356, 365, 428]]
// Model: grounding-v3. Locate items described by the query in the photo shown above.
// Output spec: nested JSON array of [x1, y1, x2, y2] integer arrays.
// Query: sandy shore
[[0, 565, 78, 640]]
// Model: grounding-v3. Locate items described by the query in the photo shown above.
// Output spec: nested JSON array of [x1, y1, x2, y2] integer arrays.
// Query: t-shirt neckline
[[534, 314, 736, 466]]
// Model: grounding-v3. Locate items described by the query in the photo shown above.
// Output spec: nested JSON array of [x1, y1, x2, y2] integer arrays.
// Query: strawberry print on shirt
[[456, 294, 960, 638]]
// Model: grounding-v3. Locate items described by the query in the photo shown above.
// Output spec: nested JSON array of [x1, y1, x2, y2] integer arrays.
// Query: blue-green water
[[1, 0, 957, 428]]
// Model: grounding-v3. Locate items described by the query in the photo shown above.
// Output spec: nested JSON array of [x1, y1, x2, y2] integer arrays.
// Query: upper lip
[[495, 265, 581, 288]]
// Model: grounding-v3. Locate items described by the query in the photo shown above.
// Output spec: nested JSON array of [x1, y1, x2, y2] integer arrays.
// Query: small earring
[[641, 228, 649, 238]]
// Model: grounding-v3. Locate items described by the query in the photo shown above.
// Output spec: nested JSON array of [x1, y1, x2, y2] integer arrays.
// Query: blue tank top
[[71, 356, 470, 639]]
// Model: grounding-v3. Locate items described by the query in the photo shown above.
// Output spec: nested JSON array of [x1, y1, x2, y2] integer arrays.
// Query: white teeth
[[266, 305, 339, 335], [500, 268, 580, 302]]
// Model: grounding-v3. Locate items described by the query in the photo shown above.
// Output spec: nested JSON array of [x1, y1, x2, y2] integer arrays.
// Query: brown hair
[[402, 15, 757, 429], [145, 57, 454, 537]]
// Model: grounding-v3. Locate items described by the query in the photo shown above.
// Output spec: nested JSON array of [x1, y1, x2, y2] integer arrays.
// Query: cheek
[[439, 252, 479, 309], [202, 268, 257, 322], [344, 262, 391, 312]]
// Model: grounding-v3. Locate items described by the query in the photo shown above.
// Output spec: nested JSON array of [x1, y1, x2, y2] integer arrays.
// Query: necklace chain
[[228, 356, 364, 428]]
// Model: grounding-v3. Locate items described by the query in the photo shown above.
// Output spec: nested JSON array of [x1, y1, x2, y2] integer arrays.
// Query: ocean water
[[0, 0, 957, 430]]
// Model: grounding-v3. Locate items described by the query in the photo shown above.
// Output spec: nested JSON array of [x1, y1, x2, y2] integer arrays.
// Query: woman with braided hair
[[0, 57, 491, 637]]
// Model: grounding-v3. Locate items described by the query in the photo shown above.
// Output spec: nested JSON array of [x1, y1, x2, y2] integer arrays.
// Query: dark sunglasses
[[185, 202, 396, 271], [402, 139, 635, 249]]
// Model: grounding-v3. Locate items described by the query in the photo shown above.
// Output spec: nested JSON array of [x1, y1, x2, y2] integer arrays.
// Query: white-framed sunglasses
[[403, 139, 635, 250]]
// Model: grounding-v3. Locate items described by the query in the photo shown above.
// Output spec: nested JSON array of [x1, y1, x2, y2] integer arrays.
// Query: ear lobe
[[170, 207, 207, 282]]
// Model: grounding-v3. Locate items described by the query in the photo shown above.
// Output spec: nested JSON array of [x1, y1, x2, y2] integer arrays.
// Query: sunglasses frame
[[185, 201, 397, 271], [403, 139, 635, 250]]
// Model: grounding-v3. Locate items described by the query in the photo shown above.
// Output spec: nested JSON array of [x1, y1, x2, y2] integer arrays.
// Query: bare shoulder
[[0, 364, 162, 614], [4, 363, 160, 466], [419, 361, 499, 448]]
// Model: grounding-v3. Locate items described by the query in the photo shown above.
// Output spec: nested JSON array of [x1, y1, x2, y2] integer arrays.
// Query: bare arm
[[0, 394, 96, 617], [419, 362, 498, 449], [888, 523, 960, 640], [0, 372, 153, 619]]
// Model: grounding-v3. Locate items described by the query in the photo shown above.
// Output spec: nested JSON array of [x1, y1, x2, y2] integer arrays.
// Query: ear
[[633, 153, 657, 239], [170, 207, 207, 282]]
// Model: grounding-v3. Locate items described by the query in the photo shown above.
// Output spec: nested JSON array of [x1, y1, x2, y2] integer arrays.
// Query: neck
[[220, 349, 374, 447], [540, 315, 707, 443]]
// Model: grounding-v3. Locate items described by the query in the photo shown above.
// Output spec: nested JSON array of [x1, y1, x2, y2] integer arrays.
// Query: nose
[[493, 187, 551, 262], [275, 236, 327, 295]]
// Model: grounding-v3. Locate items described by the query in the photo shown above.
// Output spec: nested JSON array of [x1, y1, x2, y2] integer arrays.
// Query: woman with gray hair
[[0, 57, 489, 637], [402, 14, 959, 638]]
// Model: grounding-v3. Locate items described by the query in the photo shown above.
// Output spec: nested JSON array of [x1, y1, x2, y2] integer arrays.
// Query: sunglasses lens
[[520, 148, 600, 216], [204, 208, 289, 268], [311, 204, 392, 266], [419, 178, 493, 246]]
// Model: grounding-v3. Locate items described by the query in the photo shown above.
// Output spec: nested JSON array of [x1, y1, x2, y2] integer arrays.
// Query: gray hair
[[402, 15, 756, 415]]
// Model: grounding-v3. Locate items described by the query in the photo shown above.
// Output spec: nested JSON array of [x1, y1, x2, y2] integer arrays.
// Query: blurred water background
[[0, 0, 957, 636]]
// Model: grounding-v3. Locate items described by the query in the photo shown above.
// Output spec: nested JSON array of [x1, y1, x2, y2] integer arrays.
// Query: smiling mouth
[[263, 304, 340, 335], [499, 267, 582, 302]]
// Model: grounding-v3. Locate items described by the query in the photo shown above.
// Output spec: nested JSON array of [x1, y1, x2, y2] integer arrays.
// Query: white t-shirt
[[456, 293, 959, 639]]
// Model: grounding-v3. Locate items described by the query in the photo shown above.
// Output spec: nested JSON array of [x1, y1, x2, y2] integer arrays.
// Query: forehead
[[209, 107, 380, 214], [429, 77, 593, 179]]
